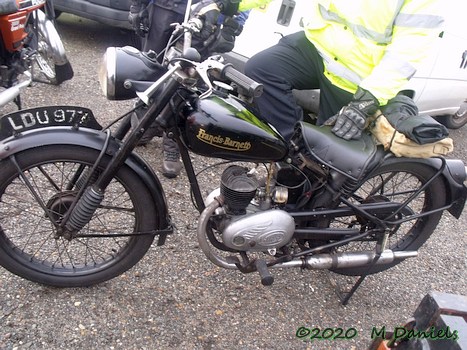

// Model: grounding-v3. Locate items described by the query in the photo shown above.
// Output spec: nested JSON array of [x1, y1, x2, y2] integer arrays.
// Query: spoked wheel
[[329, 161, 446, 276], [35, 32, 56, 82], [0, 145, 159, 287]]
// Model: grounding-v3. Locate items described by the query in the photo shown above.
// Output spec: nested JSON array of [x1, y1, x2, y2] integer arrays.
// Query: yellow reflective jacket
[[240, 0, 443, 105], [302, 0, 444, 104], [239, 0, 272, 12]]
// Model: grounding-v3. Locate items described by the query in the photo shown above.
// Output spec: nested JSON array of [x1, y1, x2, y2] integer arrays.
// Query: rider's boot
[[161, 133, 182, 178]]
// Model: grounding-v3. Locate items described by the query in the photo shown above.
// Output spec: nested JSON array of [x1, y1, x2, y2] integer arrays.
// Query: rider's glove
[[191, 0, 240, 42], [128, 0, 149, 37], [210, 16, 243, 53], [327, 87, 380, 140]]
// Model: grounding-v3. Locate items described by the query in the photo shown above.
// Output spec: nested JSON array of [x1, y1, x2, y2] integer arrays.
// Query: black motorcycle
[[0, 18, 465, 303]]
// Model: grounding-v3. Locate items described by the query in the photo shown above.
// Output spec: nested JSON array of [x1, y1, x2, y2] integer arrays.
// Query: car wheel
[[437, 101, 467, 129]]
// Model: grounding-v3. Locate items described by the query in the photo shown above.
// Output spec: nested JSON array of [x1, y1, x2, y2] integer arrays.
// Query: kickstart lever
[[226, 256, 275, 286], [255, 259, 274, 286]]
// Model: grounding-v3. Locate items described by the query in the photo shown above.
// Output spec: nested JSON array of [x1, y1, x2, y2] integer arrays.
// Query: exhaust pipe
[[198, 198, 238, 269]]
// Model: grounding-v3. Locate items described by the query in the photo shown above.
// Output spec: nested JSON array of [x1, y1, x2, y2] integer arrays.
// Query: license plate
[[0, 106, 102, 140]]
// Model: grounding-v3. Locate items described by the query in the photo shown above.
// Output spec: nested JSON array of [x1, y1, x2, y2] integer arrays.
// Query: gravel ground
[[0, 14, 466, 350]]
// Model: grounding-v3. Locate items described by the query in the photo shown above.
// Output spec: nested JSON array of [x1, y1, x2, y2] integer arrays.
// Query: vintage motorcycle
[[0, 0, 73, 109], [0, 16, 465, 303]]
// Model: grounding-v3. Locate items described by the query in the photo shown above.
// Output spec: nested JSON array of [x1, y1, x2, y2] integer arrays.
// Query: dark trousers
[[143, 5, 185, 58], [141, 4, 185, 153], [244, 31, 353, 141]]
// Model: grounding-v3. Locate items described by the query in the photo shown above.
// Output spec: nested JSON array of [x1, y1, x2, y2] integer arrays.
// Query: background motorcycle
[[0, 0, 73, 109], [0, 16, 465, 303]]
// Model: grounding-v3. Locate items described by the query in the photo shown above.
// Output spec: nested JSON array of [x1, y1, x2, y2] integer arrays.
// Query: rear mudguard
[[0, 126, 172, 242], [380, 156, 467, 219]]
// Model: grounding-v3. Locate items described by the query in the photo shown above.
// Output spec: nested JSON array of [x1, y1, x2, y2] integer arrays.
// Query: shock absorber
[[74, 169, 100, 190], [64, 186, 104, 233]]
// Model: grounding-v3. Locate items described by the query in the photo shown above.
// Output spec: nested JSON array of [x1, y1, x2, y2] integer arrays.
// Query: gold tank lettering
[[196, 129, 251, 151]]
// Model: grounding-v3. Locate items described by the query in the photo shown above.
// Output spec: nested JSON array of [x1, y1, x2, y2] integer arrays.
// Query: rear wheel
[[0, 145, 158, 287], [330, 161, 446, 276]]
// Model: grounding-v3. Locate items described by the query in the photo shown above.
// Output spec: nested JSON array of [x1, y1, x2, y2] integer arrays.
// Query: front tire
[[0, 145, 159, 287], [330, 161, 446, 276]]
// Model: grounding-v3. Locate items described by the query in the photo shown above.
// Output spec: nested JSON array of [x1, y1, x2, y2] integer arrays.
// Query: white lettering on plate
[[7, 109, 89, 131]]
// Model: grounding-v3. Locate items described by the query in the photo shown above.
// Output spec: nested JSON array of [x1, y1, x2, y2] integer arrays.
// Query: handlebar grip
[[221, 64, 263, 98]]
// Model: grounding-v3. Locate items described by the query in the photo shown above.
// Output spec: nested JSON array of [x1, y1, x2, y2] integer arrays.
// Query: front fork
[[60, 78, 181, 236]]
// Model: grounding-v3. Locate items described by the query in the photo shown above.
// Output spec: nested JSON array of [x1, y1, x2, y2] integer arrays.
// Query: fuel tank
[[181, 94, 288, 161]]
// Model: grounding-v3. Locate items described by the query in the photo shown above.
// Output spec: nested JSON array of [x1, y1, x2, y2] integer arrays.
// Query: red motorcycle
[[0, 0, 73, 109]]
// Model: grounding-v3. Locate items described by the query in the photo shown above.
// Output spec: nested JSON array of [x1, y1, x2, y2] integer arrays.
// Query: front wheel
[[0, 145, 159, 287], [330, 161, 446, 276], [34, 10, 74, 85]]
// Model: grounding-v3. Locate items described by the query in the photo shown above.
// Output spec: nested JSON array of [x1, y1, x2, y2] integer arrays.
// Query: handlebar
[[221, 64, 263, 98], [165, 13, 264, 99]]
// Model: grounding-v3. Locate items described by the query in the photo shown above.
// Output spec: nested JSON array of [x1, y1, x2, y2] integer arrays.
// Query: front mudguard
[[0, 126, 172, 244], [36, 9, 68, 66], [382, 156, 467, 219]]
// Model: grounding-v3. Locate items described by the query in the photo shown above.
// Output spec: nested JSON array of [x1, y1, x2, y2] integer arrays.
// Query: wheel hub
[[46, 191, 77, 224], [357, 195, 393, 224]]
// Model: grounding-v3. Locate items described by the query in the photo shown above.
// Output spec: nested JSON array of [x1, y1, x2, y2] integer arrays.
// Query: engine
[[206, 165, 295, 252]]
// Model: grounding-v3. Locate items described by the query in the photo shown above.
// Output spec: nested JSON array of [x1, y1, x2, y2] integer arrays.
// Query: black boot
[[161, 133, 182, 178]]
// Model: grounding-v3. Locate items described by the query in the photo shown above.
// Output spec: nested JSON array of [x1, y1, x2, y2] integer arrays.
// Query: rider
[[192, 0, 444, 142], [128, 0, 250, 178]]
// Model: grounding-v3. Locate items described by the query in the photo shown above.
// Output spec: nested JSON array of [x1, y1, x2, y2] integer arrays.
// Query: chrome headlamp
[[98, 46, 166, 100]]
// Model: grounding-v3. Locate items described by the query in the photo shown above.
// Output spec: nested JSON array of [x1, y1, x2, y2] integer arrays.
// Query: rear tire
[[330, 161, 446, 276], [0, 145, 159, 287]]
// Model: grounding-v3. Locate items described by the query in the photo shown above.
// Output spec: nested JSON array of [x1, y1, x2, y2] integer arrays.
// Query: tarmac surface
[[0, 14, 466, 350]]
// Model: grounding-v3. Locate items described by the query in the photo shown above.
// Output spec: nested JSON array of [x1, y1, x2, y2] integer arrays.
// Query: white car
[[225, 0, 467, 128]]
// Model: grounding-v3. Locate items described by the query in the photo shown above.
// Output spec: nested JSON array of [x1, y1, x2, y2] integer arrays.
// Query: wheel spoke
[[0, 145, 156, 286], [326, 162, 444, 275]]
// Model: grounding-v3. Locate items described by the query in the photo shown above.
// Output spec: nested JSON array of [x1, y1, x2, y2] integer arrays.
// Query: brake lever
[[195, 59, 227, 99]]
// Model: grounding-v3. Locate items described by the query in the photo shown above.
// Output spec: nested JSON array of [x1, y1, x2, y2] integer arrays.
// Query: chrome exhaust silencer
[[276, 250, 418, 269]]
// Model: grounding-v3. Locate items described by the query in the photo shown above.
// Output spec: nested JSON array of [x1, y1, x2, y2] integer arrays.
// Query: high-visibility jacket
[[303, 0, 444, 104], [241, 0, 443, 105], [239, 0, 272, 12]]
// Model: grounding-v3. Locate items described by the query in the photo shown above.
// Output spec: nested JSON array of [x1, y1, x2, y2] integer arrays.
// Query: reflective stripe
[[320, 52, 363, 85], [319, 4, 395, 44], [395, 13, 444, 29], [380, 52, 417, 79], [316, 0, 443, 45], [319, 47, 416, 86]]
